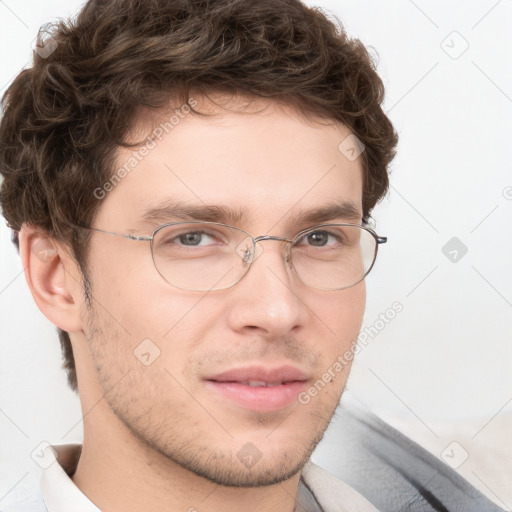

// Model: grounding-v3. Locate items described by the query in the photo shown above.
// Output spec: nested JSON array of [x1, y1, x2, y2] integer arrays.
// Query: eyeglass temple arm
[[85, 226, 152, 242]]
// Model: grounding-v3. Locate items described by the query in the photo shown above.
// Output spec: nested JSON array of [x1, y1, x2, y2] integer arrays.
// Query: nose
[[225, 240, 309, 339]]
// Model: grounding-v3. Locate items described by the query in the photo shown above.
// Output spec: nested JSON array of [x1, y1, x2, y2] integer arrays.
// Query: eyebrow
[[140, 199, 362, 227], [294, 202, 363, 224], [141, 200, 246, 225]]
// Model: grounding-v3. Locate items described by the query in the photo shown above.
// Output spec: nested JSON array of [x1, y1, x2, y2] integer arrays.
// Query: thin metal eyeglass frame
[[80, 221, 387, 291]]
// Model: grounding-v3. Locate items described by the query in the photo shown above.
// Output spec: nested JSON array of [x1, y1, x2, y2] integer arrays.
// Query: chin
[[183, 449, 311, 488], [167, 427, 327, 488]]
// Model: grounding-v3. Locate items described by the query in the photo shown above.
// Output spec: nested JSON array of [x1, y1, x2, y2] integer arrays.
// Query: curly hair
[[0, 0, 398, 393]]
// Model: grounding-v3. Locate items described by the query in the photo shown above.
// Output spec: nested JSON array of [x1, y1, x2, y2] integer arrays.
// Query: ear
[[18, 225, 84, 333]]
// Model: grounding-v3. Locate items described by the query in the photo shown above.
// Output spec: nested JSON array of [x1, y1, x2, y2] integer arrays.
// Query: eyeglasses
[[81, 221, 387, 291]]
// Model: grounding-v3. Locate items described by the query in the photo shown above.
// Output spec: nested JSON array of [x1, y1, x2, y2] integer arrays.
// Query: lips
[[206, 365, 308, 383], [204, 365, 309, 412]]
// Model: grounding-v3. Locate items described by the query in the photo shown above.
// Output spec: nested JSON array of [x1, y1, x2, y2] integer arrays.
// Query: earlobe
[[18, 226, 83, 333]]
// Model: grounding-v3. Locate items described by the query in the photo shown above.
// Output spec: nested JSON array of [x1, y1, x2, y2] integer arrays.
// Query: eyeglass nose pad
[[235, 237, 264, 266]]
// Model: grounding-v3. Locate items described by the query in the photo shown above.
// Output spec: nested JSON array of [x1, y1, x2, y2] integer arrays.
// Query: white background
[[1, 0, 511, 508]]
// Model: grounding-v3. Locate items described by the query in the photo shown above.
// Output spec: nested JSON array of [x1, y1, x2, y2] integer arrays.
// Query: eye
[[154, 223, 237, 255], [174, 231, 217, 246], [299, 230, 340, 247]]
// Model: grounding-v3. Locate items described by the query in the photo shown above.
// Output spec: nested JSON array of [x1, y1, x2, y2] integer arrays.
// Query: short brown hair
[[0, 0, 397, 393]]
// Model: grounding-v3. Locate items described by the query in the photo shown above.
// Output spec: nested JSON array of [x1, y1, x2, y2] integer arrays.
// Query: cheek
[[88, 240, 219, 341], [319, 282, 366, 346], [89, 275, 228, 379], [308, 283, 366, 380]]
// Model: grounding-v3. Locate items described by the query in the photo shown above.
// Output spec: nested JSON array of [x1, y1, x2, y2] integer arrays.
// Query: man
[[0, 1, 502, 511]]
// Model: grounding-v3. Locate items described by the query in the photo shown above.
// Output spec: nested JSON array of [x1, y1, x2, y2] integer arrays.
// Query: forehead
[[99, 96, 364, 231]]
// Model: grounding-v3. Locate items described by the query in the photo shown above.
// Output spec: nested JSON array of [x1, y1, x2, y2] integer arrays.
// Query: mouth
[[231, 380, 290, 387], [204, 365, 309, 412]]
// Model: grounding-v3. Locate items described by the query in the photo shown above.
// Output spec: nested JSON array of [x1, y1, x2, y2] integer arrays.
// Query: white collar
[[40, 443, 100, 511]]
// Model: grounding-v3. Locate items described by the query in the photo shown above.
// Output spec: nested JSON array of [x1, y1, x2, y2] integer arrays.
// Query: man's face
[[77, 97, 365, 486]]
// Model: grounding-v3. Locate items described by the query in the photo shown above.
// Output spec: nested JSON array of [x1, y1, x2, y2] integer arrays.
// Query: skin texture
[[20, 96, 366, 512]]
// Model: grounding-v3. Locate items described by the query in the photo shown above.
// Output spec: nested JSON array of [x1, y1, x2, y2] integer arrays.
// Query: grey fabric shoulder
[[301, 462, 378, 511], [315, 392, 505, 512]]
